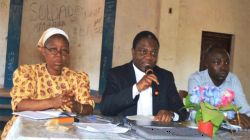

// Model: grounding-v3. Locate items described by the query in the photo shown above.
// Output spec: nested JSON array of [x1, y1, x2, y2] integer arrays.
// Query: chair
[[90, 90, 102, 104], [90, 90, 102, 115], [0, 89, 12, 132], [178, 90, 188, 100]]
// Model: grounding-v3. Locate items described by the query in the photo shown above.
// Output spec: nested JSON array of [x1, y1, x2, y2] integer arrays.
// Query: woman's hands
[[52, 90, 75, 109], [51, 90, 93, 115], [15, 90, 93, 115], [72, 102, 93, 115]]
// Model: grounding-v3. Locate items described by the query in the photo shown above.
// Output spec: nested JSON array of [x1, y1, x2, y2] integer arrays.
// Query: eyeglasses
[[135, 48, 158, 57], [45, 46, 69, 56]]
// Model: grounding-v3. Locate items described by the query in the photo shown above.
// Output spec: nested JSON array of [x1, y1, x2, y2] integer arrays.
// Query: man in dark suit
[[101, 31, 188, 122]]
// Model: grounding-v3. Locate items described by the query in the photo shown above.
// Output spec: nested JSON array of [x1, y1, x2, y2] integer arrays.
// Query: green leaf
[[200, 102, 224, 135], [184, 95, 200, 110], [219, 104, 238, 111], [213, 124, 220, 136], [195, 110, 202, 124], [203, 102, 217, 110], [184, 95, 192, 107]]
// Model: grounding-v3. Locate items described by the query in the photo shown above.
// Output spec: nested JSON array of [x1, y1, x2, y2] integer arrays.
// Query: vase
[[198, 120, 213, 137]]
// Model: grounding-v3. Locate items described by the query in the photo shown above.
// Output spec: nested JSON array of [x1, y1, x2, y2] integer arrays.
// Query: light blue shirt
[[188, 69, 250, 116]]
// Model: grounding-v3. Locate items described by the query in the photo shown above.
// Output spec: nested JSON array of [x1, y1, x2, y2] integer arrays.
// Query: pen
[[60, 112, 79, 122], [236, 111, 241, 126]]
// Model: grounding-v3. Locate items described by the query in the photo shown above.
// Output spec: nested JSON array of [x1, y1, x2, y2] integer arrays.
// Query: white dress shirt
[[132, 64, 153, 115], [132, 64, 179, 121]]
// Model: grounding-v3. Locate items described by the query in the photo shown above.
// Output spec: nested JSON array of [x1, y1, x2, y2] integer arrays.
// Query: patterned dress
[[1, 63, 94, 139]]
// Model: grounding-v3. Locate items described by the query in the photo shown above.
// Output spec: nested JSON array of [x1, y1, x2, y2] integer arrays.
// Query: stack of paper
[[126, 115, 154, 121], [75, 123, 129, 133], [13, 109, 76, 120]]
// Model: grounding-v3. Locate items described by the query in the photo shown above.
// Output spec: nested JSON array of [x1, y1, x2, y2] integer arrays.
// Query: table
[[5, 116, 250, 140], [5, 116, 144, 140]]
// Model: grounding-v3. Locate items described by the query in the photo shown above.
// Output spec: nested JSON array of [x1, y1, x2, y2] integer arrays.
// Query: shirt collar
[[205, 69, 231, 86], [133, 63, 146, 82]]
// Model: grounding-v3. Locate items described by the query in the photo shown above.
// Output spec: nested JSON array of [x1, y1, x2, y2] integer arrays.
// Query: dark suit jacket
[[100, 62, 188, 121]]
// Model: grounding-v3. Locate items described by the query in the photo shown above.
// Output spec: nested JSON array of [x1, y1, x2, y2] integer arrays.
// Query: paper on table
[[75, 123, 129, 133], [38, 110, 76, 117], [221, 122, 242, 132], [126, 115, 154, 121], [13, 109, 76, 120]]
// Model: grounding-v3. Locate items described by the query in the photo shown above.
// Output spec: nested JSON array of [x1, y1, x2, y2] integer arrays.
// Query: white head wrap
[[37, 27, 69, 48]]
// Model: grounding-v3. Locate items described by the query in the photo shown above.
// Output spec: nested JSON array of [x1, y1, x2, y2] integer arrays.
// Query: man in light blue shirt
[[188, 47, 250, 128]]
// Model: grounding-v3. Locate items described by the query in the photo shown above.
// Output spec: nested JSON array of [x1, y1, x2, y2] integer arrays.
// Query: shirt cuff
[[172, 112, 179, 121], [132, 84, 140, 99]]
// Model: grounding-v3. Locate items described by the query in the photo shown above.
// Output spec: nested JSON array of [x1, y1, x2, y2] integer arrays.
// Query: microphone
[[145, 66, 159, 96]]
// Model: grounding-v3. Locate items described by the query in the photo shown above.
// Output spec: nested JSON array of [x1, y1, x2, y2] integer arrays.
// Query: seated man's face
[[207, 49, 230, 86], [132, 38, 159, 72]]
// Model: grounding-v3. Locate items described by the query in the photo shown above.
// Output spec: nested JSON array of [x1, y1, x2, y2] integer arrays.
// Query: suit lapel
[[126, 62, 137, 86], [152, 66, 161, 115]]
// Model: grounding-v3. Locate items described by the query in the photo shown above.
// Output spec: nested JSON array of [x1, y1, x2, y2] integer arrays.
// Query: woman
[[1, 28, 94, 139]]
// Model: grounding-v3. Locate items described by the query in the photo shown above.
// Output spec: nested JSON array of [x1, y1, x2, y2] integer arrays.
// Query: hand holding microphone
[[136, 66, 159, 95], [145, 66, 160, 95]]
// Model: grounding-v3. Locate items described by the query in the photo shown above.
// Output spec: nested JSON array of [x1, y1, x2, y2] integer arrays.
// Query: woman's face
[[41, 35, 69, 75]]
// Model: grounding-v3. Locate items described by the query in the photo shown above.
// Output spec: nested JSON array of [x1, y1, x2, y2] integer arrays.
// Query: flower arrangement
[[185, 86, 240, 137]]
